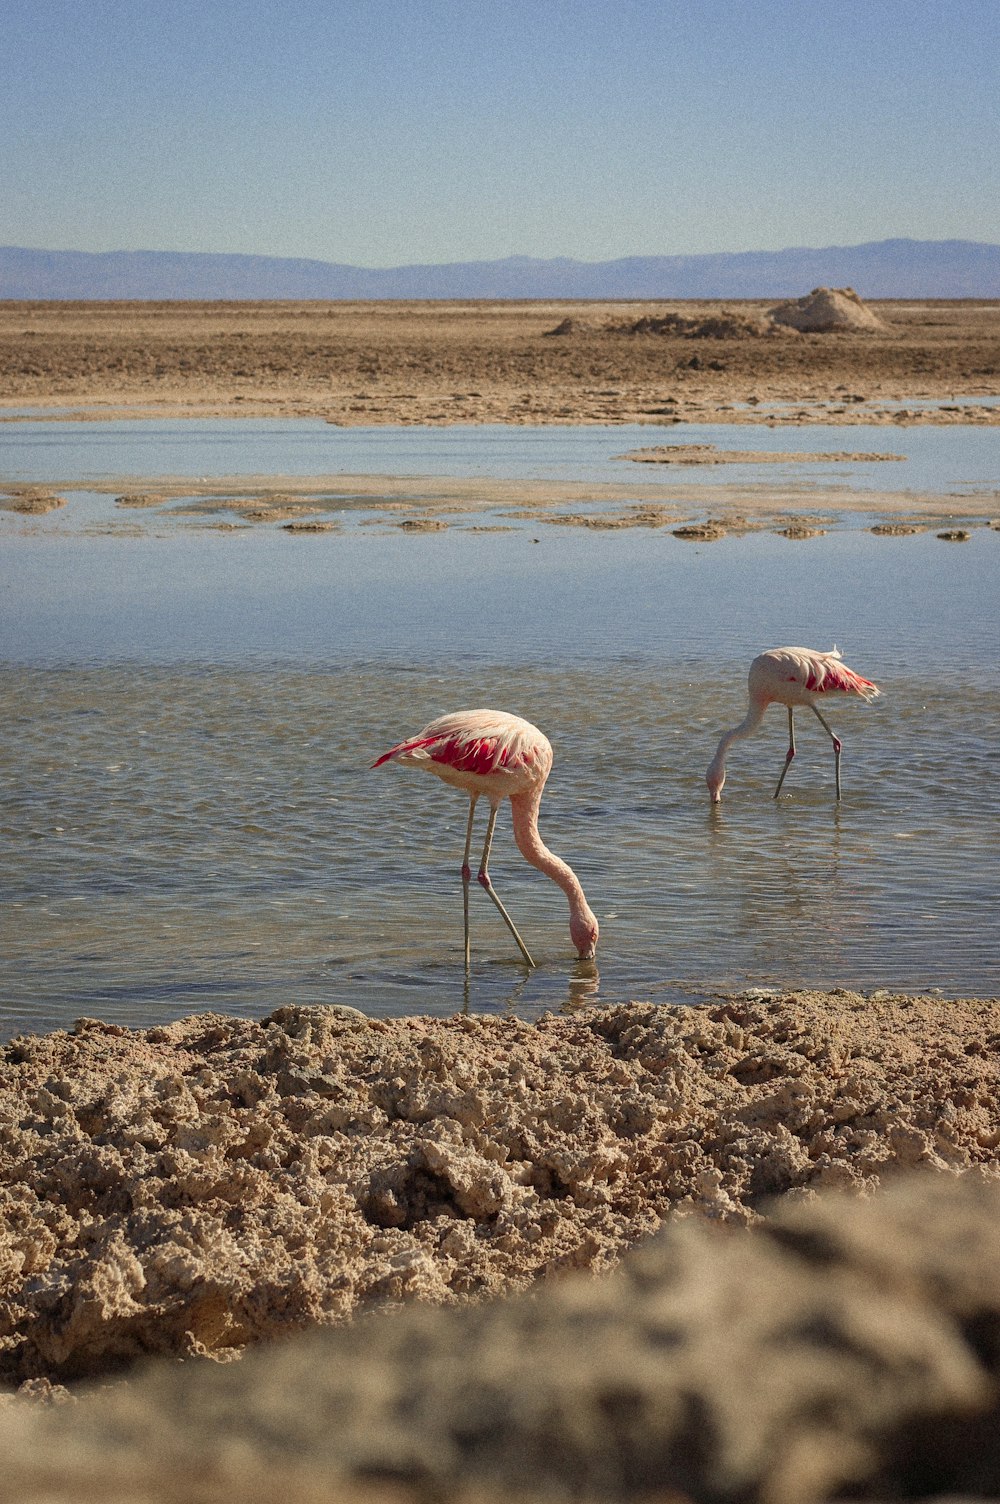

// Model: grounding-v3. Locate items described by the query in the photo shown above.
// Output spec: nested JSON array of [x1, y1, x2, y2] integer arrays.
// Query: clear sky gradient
[[2, 0, 998, 265]]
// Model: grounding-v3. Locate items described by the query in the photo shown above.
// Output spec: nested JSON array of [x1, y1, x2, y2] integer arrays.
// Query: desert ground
[[2, 295, 999, 428], [3, 298, 1000, 1500]]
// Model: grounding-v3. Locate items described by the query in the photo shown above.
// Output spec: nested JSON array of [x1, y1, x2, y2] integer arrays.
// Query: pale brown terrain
[[4, 995, 1000, 1501], [2, 991, 999, 1389], [2, 297, 999, 427], [3, 297, 999, 532]]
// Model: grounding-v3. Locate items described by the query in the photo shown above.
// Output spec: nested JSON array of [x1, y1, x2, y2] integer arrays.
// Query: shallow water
[[2, 650, 997, 1039], [1, 516, 995, 669], [2, 416, 999, 497], [1, 424, 998, 1038]]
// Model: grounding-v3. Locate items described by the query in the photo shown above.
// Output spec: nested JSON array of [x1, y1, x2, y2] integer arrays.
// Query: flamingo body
[[373, 710, 598, 964], [373, 709, 552, 800], [707, 647, 879, 802]]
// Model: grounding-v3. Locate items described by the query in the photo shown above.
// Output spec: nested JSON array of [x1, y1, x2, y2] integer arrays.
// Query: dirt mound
[[613, 309, 772, 338], [768, 286, 886, 333], [542, 316, 580, 336], [0, 489, 67, 515]]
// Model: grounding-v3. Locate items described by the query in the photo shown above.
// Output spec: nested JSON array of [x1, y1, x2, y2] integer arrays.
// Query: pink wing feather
[[372, 710, 548, 776], [767, 647, 880, 701], [371, 735, 438, 769], [372, 733, 516, 775], [802, 655, 879, 699]]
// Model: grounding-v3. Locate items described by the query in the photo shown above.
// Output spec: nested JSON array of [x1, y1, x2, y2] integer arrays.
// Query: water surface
[[1, 424, 998, 1038], [2, 416, 999, 497]]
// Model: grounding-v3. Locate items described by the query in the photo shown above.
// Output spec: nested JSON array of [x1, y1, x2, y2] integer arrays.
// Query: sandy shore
[[5, 1173, 1000, 1504], [5, 470, 996, 526], [2, 300, 999, 534], [4, 298, 999, 533], [2, 469, 998, 541]]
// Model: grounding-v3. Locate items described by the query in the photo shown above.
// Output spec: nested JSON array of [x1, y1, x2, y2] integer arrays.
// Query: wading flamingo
[[372, 709, 598, 968], [707, 646, 880, 803]]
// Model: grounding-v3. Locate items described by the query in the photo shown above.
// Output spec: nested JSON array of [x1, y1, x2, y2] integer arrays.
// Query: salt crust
[[3, 991, 999, 1387]]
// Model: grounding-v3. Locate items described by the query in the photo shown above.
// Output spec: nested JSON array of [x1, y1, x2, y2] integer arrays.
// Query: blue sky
[[2, 0, 998, 264]]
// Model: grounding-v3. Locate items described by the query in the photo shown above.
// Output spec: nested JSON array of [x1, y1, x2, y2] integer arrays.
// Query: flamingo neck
[[709, 701, 768, 778], [509, 790, 596, 938]]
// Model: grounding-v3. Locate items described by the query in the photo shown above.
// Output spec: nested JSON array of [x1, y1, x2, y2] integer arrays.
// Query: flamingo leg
[[461, 794, 478, 969], [477, 802, 536, 969], [773, 707, 796, 797], [811, 705, 843, 799]]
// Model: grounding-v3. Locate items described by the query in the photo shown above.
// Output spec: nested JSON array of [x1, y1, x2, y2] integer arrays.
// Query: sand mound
[[768, 286, 886, 333], [612, 309, 772, 338], [3, 992, 1000, 1388], [0, 489, 67, 515]]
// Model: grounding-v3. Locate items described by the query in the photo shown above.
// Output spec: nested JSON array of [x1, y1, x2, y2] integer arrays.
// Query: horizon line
[[2, 235, 998, 270]]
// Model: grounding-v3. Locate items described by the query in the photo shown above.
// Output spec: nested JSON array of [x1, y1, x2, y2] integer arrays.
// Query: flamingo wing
[[372, 710, 550, 776], [803, 653, 880, 699], [764, 647, 880, 700]]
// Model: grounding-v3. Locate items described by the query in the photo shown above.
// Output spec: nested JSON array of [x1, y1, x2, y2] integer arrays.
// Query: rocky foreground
[[2, 992, 1000, 1501]]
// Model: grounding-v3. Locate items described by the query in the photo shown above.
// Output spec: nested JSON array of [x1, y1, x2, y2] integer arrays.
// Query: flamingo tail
[[371, 736, 438, 769], [821, 662, 880, 700]]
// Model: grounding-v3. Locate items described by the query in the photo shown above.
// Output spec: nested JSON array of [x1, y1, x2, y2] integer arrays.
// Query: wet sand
[[2, 471, 997, 537]]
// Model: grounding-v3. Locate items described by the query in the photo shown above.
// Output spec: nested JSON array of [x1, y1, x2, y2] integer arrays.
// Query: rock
[[672, 522, 728, 540]]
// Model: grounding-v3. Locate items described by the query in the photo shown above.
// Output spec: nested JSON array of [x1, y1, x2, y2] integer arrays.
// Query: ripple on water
[[1, 660, 997, 1039]]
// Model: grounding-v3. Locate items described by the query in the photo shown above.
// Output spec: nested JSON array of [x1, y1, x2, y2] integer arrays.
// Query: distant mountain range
[[2, 239, 998, 301]]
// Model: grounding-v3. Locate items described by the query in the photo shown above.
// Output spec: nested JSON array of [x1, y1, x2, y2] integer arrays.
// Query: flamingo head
[[571, 906, 599, 960], [706, 754, 726, 804]]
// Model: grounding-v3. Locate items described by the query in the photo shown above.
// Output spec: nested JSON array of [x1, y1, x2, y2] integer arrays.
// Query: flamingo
[[372, 709, 598, 968], [707, 646, 880, 803]]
